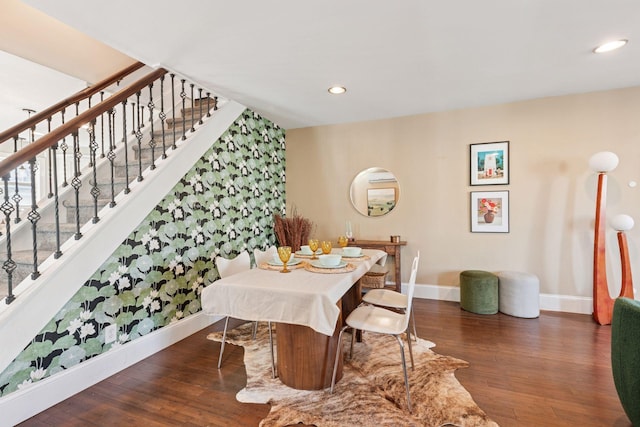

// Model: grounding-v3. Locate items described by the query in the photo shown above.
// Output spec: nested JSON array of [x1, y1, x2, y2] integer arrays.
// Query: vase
[[484, 212, 495, 223]]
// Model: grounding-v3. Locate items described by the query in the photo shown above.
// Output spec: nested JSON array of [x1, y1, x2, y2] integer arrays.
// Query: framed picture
[[367, 188, 396, 217], [470, 141, 509, 185], [470, 191, 509, 233]]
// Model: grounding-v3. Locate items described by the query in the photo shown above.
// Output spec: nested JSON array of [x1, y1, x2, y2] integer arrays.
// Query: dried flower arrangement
[[273, 208, 313, 252]]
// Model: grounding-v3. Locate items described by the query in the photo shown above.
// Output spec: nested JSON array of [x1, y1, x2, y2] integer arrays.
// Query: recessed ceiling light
[[328, 86, 346, 94], [593, 39, 628, 53]]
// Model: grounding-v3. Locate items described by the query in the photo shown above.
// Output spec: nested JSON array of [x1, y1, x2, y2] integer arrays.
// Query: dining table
[[201, 248, 387, 390]]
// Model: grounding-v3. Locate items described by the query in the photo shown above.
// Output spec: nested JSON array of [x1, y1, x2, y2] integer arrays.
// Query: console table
[[347, 239, 407, 292]]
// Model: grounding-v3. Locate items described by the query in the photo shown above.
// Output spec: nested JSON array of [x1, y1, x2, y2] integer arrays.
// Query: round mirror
[[349, 167, 400, 217]]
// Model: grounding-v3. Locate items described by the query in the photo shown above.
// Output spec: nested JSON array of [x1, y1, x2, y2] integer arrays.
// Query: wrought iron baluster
[[2, 176, 16, 304], [206, 92, 212, 117], [12, 136, 22, 224], [198, 88, 203, 125], [171, 74, 177, 149], [46, 117, 54, 198], [147, 83, 157, 170], [60, 109, 69, 187], [180, 79, 187, 140], [131, 101, 136, 135], [135, 91, 144, 182], [51, 141, 62, 259], [100, 91, 106, 158], [71, 132, 83, 240], [27, 157, 41, 279], [159, 75, 167, 159], [107, 108, 117, 207], [88, 120, 100, 224], [190, 83, 195, 132], [122, 100, 131, 195], [214, 96, 218, 111]]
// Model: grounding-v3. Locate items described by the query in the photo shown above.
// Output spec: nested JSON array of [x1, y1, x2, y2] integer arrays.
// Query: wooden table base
[[275, 280, 362, 390], [276, 321, 343, 390]]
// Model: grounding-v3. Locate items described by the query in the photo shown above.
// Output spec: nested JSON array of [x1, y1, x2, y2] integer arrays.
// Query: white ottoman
[[497, 271, 540, 318]]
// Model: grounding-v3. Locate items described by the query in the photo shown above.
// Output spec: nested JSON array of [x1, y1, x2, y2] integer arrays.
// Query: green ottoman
[[612, 297, 640, 426], [460, 270, 499, 314]]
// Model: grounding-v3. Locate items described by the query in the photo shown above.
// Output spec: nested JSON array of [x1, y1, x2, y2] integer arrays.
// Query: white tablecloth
[[201, 249, 386, 336]]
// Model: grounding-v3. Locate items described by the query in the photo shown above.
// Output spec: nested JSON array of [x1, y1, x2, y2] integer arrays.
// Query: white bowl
[[342, 247, 361, 257], [319, 254, 342, 267], [299, 245, 313, 255]]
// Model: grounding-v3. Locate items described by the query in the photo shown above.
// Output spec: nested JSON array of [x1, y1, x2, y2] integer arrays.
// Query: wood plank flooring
[[19, 299, 631, 426]]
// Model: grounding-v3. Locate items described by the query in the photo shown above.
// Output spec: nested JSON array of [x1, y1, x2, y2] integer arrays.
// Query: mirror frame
[[349, 167, 400, 217]]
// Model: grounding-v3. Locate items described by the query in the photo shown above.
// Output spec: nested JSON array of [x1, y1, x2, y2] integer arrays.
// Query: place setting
[[303, 239, 356, 274], [259, 246, 307, 272]]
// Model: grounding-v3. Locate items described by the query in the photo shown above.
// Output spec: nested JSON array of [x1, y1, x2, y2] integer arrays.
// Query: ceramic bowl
[[319, 254, 342, 267], [299, 245, 313, 255], [342, 247, 361, 257]]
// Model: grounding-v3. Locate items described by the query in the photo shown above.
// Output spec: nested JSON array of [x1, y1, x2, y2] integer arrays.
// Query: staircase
[[0, 97, 216, 302]]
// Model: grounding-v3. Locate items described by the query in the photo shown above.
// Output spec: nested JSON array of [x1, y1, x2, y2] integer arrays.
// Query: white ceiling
[[8, 0, 640, 130]]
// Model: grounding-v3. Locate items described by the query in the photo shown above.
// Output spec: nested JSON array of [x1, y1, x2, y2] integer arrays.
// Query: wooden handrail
[[0, 61, 145, 145], [0, 67, 167, 178]]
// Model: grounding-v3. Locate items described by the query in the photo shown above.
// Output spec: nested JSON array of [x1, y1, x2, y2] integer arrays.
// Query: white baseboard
[[411, 283, 593, 315], [0, 312, 221, 427]]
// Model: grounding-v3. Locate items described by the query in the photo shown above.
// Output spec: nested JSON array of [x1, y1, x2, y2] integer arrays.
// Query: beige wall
[[285, 86, 640, 299]]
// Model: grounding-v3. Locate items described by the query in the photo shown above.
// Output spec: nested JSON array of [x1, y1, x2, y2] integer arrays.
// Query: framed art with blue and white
[[470, 141, 509, 185]]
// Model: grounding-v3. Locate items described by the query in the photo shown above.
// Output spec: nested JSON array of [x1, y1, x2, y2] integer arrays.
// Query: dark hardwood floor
[[19, 299, 630, 426]]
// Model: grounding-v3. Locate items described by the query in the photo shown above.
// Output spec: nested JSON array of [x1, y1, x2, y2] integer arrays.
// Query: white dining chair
[[215, 251, 276, 378], [361, 263, 419, 343], [331, 252, 420, 413], [253, 245, 277, 267]]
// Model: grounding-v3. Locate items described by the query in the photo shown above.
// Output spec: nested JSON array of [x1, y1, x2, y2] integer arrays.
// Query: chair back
[[403, 251, 420, 328], [253, 246, 277, 267], [215, 251, 251, 278]]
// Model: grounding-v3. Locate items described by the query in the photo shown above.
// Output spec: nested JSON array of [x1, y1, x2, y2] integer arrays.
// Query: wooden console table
[[347, 239, 407, 292]]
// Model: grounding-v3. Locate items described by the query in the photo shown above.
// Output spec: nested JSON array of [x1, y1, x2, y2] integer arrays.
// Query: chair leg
[[217, 316, 230, 369], [330, 326, 350, 393], [406, 326, 414, 370], [252, 321, 258, 340], [394, 335, 413, 413], [268, 321, 276, 378], [410, 306, 418, 341]]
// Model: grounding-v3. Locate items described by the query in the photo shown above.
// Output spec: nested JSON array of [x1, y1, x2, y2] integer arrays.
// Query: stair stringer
[[0, 100, 246, 373]]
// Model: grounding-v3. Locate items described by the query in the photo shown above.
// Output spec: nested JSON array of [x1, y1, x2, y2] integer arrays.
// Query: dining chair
[[251, 245, 277, 341], [215, 251, 276, 378], [253, 245, 277, 267], [330, 251, 420, 413], [361, 264, 419, 343]]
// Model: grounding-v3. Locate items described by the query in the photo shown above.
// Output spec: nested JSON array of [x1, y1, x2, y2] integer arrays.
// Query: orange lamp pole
[[592, 172, 613, 325], [612, 214, 635, 300], [589, 151, 620, 326]]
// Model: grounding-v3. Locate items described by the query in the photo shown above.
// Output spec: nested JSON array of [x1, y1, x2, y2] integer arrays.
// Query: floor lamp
[[611, 214, 635, 300], [589, 151, 619, 325]]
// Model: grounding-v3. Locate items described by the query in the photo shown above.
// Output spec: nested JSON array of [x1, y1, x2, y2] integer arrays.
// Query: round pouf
[[459, 270, 499, 314], [497, 271, 540, 318]]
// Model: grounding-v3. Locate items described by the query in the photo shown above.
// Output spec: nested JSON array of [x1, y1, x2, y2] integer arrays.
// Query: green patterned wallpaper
[[0, 109, 285, 397]]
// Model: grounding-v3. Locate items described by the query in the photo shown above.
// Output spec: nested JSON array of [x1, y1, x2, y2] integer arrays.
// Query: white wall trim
[[0, 312, 221, 427], [410, 283, 593, 315]]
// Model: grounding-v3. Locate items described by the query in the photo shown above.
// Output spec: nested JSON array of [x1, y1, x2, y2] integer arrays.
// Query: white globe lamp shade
[[611, 214, 634, 231], [589, 151, 619, 172]]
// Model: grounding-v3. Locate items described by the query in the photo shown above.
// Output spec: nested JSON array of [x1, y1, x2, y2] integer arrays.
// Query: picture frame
[[470, 191, 509, 233], [470, 141, 509, 185], [367, 187, 396, 217]]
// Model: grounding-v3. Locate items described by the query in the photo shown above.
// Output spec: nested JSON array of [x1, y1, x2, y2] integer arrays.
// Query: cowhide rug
[[208, 323, 498, 427]]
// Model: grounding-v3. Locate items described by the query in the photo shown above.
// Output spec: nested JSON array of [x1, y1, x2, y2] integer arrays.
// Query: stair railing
[[0, 63, 218, 304]]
